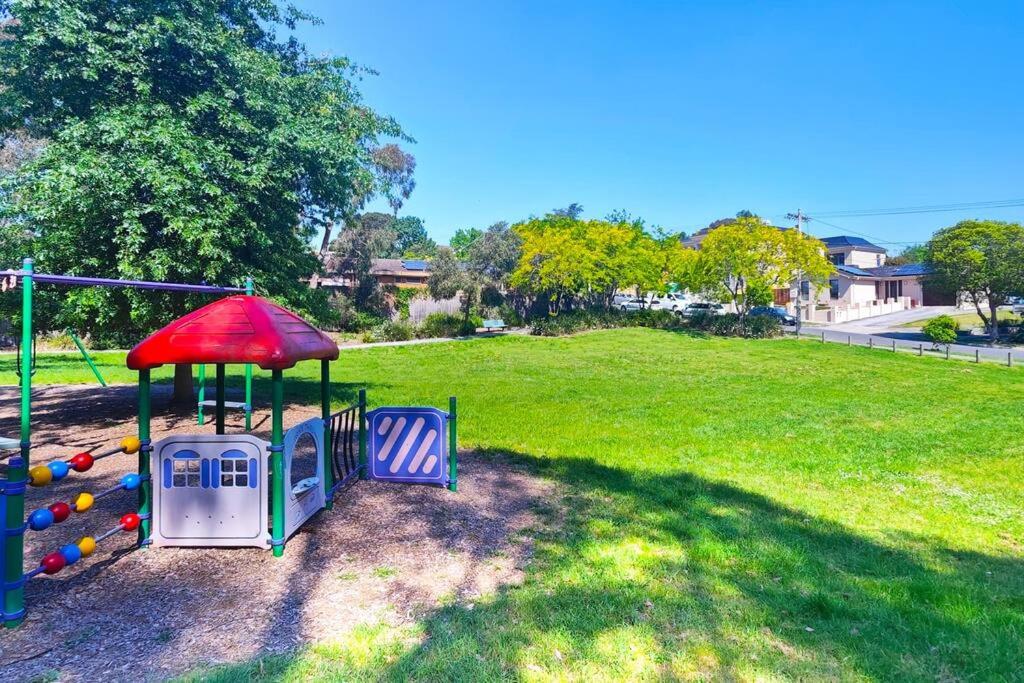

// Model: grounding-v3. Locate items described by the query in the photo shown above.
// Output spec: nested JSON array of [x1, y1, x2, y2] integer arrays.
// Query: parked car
[[680, 302, 724, 317], [620, 297, 662, 312], [749, 305, 797, 326], [660, 292, 691, 312]]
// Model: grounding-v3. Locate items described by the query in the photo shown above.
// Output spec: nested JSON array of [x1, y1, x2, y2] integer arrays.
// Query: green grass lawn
[[3, 330, 1023, 680], [900, 309, 1020, 329]]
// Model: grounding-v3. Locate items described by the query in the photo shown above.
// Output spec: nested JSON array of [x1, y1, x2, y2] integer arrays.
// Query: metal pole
[[270, 370, 285, 557], [848, 335, 851, 346], [321, 360, 333, 509], [821, 331, 825, 343], [244, 277, 253, 431], [69, 331, 107, 386], [358, 388, 367, 479], [448, 396, 458, 492], [869, 337, 873, 349], [946, 346, 950, 360], [918, 344, 923, 356], [138, 369, 152, 547], [215, 363, 226, 435], [4, 257, 32, 628], [197, 364, 206, 426], [976, 350, 980, 363]]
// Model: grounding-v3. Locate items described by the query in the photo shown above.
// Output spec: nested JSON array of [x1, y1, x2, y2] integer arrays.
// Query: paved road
[[798, 327, 1024, 364]]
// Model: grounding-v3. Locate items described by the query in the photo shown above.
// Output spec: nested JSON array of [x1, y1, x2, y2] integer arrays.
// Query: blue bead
[[120, 473, 141, 491], [59, 543, 83, 565], [28, 509, 54, 531], [48, 461, 70, 481]]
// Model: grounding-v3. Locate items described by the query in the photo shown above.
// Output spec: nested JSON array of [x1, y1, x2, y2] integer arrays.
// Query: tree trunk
[[990, 298, 1000, 344], [170, 363, 194, 405]]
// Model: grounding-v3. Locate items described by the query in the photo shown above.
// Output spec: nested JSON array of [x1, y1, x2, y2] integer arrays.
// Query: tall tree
[[427, 246, 479, 323], [450, 227, 483, 259], [327, 212, 397, 309], [551, 203, 584, 219], [0, 0, 407, 399], [391, 216, 436, 257], [925, 220, 1024, 343], [690, 217, 832, 326], [467, 222, 521, 287], [886, 244, 928, 266]]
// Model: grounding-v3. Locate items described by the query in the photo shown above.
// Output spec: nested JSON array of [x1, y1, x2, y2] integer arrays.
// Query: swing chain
[[14, 334, 37, 378]]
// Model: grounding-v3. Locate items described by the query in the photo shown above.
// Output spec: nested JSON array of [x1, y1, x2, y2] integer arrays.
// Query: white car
[[681, 302, 724, 317], [619, 297, 662, 312], [660, 292, 691, 312]]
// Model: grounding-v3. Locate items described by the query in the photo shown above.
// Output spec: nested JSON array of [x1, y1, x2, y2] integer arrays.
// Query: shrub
[[687, 312, 782, 339], [361, 320, 415, 343], [922, 315, 958, 346], [496, 303, 524, 327], [529, 308, 680, 337], [417, 313, 476, 339]]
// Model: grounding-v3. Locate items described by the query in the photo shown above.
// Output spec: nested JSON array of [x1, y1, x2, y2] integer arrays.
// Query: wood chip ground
[[0, 385, 554, 681]]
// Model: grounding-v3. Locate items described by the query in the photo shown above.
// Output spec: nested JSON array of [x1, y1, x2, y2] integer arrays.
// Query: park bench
[[482, 319, 507, 332]]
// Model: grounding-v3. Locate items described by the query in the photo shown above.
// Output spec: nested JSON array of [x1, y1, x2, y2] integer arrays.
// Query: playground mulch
[[0, 385, 556, 682]]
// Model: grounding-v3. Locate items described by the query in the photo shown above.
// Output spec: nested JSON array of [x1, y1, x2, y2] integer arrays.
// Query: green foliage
[[0, 0, 405, 341], [449, 227, 483, 259], [687, 312, 782, 339], [511, 215, 688, 311], [926, 220, 1024, 341], [886, 244, 928, 266], [360, 319, 414, 343], [392, 216, 437, 258], [922, 314, 959, 346], [329, 294, 385, 332], [529, 308, 679, 336], [390, 286, 417, 321], [417, 312, 475, 339], [689, 217, 833, 318], [467, 222, 521, 287]]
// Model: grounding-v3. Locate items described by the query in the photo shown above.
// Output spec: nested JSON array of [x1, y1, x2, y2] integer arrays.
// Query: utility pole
[[785, 209, 804, 336]]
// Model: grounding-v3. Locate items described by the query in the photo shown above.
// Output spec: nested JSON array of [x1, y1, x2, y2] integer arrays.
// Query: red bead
[[48, 502, 71, 523], [41, 552, 66, 574], [69, 452, 94, 472], [119, 513, 141, 531]]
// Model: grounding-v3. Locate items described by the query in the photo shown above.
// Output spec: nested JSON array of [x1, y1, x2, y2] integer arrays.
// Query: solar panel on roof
[[402, 260, 428, 271]]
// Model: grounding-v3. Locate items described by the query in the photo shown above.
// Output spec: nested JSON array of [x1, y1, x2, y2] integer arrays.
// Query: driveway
[[820, 306, 958, 334]]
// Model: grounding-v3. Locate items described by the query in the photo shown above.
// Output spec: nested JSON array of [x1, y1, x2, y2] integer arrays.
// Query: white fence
[[802, 297, 913, 324]]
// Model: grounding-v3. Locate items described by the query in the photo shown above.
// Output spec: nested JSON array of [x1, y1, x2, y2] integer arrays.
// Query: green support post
[[215, 363, 226, 435], [197, 364, 206, 426], [4, 257, 32, 628], [448, 396, 458, 492], [69, 330, 107, 387], [244, 277, 253, 431], [270, 370, 285, 557], [357, 388, 367, 479], [321, 360, 334, 508], [138, 369, 152, 547]]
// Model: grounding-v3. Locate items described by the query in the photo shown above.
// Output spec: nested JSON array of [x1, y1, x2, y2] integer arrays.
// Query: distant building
[[318, 257, 432, 290]]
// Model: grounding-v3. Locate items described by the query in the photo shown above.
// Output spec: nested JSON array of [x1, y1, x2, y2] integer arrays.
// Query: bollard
[[868, 337, 873, 349], [1009, 352, 1013, 368], [821, 331, 825, 343], [892, 339, 896, 353], [976, 350, 980, 363], [848, 335, 852, 346], [946, 346, 950, 360], [917, 344, 923, 356]]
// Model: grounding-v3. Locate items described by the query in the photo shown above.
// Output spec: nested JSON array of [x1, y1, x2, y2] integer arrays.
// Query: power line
[[803, 216, 921, 246], [810, 198, 1024, 218]]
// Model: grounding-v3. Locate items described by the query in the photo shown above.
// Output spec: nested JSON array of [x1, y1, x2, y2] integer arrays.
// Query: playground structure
[[1, 258, 457, 628]]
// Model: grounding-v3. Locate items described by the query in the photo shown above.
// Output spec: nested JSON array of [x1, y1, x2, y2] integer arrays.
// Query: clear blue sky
[[291, 1, 1024, 250]]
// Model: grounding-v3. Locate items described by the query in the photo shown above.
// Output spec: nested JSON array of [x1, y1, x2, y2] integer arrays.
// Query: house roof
[[835, 264, 874, 277], [835, 263, 931, 280], [126, 295, 339, 371], [865, 263, 930, 277], [820, 235, 887, 253]]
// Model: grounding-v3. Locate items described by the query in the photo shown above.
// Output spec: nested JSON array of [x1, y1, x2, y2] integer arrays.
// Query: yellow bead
[[77, 536, 96, 557], [120, 436, 141, 454], [28, 465, 52, 486], [73, 492, 94, 513]]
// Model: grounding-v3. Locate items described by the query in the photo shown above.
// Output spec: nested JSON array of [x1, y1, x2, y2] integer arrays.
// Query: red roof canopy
[[126, 295, 339, 371]]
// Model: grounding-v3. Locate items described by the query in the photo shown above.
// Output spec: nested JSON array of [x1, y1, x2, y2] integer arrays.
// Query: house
[[788, 236, 951, 323], [317, 257, 432, 290]]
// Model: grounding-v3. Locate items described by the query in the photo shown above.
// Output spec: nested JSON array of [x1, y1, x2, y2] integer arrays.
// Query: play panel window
[[218, 449, 256, 488], [172, 452, 201, 488]]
